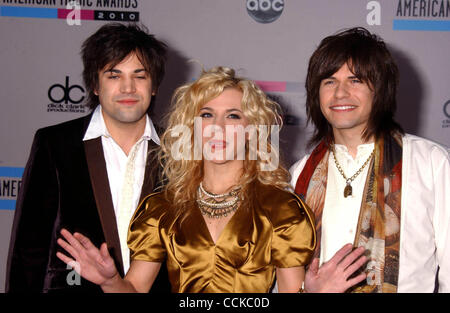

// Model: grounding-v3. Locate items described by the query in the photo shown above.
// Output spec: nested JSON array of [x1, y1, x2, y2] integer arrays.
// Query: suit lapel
[[139, 140, 161, 203], [83, 138, 125, 277]]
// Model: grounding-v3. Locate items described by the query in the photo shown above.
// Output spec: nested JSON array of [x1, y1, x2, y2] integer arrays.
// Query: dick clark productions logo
[[48, 76, 84, 104], [47, 76, 86, 113], [444, 100, 450, 119], [246, 0, 284, 24], [443, 100, 450, 129]]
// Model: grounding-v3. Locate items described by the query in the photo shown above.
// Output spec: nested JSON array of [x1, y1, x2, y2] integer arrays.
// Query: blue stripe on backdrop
[[0, 167, 24, 178], [0, 200, 16, 211], [0, 6, 58, 19], [0, 167, 24, 211], [393, 19, 450, 31]]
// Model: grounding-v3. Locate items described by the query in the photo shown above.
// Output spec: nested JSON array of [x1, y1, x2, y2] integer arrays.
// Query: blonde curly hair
[[158, 66, 291, 219]]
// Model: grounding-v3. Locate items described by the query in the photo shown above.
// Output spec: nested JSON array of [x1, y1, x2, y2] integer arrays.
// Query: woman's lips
[[208, 140, 227, 149]]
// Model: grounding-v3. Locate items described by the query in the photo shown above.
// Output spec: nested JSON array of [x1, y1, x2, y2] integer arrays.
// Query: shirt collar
[[334, 142, 374, 160], [83, 104, 160, 145]]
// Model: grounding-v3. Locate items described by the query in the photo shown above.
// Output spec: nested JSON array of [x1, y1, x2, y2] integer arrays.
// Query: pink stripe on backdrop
[[254, 81, 286, 92], [57, 9, 94, 20]]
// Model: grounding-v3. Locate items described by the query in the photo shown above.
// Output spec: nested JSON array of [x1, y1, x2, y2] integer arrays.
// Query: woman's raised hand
[[56, 229, 118, 286]]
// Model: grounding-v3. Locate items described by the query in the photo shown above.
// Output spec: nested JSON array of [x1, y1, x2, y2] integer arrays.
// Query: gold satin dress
[[128, 182, 316, 293]]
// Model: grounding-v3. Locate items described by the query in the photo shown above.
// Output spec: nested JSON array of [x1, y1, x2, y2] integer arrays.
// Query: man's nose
[[120, 77, 136, 94], [334, 82, 350, 99]]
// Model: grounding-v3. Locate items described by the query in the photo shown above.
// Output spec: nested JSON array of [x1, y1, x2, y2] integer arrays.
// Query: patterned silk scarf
[[294, 133, 403, 293]]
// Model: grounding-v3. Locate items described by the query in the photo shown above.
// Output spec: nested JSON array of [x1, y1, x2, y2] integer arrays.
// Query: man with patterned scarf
[[290, 27, 450, 293]]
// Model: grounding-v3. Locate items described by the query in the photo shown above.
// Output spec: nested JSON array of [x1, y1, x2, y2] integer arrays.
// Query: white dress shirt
[[290, 135, 450, 292], [83, 105, 160, 273], [319, 143, 374, 266]]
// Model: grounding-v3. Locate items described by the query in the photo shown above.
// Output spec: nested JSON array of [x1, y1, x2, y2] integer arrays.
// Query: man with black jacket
[[6, 23, 170, 293]]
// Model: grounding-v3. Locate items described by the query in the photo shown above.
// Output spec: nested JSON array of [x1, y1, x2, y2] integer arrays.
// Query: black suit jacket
[[5, 113, 169, 293]]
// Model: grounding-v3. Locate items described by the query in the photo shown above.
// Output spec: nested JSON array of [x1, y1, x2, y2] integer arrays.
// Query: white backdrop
[[1, 0, 449, 291]]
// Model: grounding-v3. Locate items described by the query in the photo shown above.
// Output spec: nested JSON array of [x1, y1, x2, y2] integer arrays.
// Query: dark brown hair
[[81, 23, 167, 110], [305, 27, 403, 147]]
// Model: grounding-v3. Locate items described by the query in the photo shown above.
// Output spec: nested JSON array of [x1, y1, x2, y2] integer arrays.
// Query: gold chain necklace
[[331, 145, 375, 198], [196, 183, 241, 219]]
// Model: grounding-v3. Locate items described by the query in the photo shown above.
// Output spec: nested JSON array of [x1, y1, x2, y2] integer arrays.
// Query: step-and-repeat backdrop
[[0, 1, 449, 291]]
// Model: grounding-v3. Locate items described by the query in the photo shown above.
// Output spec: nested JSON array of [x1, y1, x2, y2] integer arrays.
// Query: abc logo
[[246, 0, 284, 24], [48, 76, 85, 104]]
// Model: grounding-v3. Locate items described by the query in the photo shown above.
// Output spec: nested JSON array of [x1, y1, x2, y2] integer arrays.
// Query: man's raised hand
[[56, 229, 118, 286]]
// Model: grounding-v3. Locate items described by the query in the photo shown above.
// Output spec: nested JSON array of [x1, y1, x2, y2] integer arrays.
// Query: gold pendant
[[344, 183, 352, 198]]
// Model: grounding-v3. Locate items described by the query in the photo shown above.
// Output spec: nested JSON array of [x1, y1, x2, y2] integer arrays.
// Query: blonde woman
[[56, 67, 365, 293]]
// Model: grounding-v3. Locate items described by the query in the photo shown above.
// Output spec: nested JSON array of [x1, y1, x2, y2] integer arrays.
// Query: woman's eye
[[228, 114, 241, 119], [200, 112, 212, 118]]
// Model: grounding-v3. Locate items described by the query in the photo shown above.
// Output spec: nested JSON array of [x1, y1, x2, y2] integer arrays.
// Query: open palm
[[56, 229, 118, 286]]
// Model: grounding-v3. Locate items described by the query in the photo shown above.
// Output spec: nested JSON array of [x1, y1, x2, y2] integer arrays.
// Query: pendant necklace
[[331, 145, 375, 198]]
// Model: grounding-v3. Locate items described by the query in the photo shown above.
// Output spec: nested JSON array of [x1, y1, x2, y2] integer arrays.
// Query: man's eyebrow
[[103, 68, 147, 74], [323, 75, 360, 79], [104, 69, 120, 74]]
